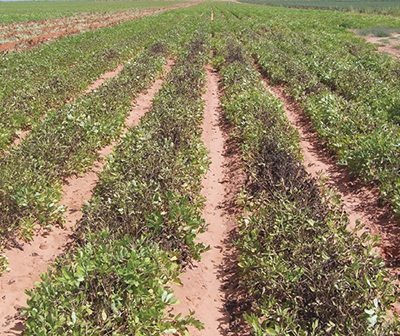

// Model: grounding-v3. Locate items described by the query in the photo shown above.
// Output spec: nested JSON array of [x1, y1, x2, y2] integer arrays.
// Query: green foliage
[[214, 29, 399, 335], [237, 0, 400, 16], [6, 2, 400, 333], [217, 3, 400, 214], [0, 45, 168, 251], [24, 232, 201, 335], [0, 9, 181, 150], [0, 1, 184, 23], [24, 31, 211, 334], [358, 26, 400, 36]]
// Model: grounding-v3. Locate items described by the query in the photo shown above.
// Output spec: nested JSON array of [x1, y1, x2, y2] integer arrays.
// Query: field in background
[[0, 1, 190, 51], [0, 0, 184, 23], [238, 0, 400, 15]]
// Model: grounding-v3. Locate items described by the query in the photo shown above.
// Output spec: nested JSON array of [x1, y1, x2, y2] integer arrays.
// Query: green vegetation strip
[[251, 23, 400, 215], [213, 32, 399, 335], [0, 1, 183, 24], [0, 10, 208, 272], [0, 10, 180, 150], [0, 42, 167, 273], [358, 25, 400, 36], [237, 0, 400, 16], [215, 3, 400, 216], [23, 31, 211, 335]]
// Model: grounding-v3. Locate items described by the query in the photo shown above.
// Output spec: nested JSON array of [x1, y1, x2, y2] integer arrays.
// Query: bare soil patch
[[0, 60, 174, 335], [172, 66, 245, 335], [351, 30, 400, 58]]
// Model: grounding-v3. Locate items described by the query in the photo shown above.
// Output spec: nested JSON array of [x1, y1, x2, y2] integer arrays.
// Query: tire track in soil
[[0, 59, 175, 335], [172, 66, 245, 335], [260, 77, 400, 311]]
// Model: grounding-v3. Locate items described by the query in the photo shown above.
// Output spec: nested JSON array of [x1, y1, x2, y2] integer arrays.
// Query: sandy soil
[[84, 62, 126, 94], [172, 66, 245, 335], [353, 31, 400, 58], [0, 59, 174, 335], [0, 3, 194, 52], [262, 80, 400, 282]]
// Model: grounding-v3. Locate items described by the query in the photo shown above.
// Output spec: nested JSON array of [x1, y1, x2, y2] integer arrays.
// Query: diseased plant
[[24, 30, 212, 333], [214, 31, 399, 335]]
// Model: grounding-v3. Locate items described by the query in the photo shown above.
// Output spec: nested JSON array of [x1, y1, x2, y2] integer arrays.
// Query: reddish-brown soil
[[172, 66, 245, 335], [0, 60, 174, 335], [5, 52, 397, 334], [0, 3, 193, 52], [351, 30, 400, 58], [262, 80, 400, 289], [85, 63, 126, 93]]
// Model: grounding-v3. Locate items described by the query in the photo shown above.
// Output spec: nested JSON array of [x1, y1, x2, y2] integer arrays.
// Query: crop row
[[0, 9, 182, 150], [0, 5, 184, 46], [0, 46, 166, 273], [0, 1, 182, 24], [238, 0, 400, 16], [23, 30, 211, 335], [213, 30, 398, 335], [216, 3, 400, 216], [0, 10, 209, 273]]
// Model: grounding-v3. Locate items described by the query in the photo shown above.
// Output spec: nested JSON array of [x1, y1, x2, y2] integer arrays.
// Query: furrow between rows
[[0, 58, 175, 335], [172, 64, 244, 335], [21, 31, 212, 335], [213, 31, 399, 335], [9, 57, 133, 150]]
